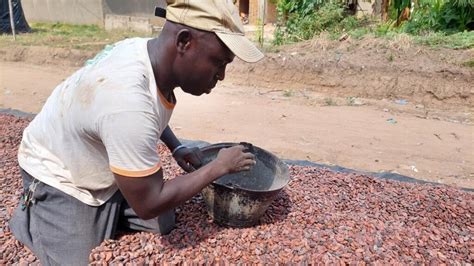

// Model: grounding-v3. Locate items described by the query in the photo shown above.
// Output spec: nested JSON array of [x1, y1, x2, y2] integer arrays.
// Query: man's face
[[176, 33, 235, 96]]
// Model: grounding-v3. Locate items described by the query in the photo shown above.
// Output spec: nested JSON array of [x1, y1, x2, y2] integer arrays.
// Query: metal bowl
[[199, 142, 290, 227]]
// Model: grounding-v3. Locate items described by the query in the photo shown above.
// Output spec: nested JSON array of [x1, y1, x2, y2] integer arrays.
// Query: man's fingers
[[186, 164, 196, 173], [178, 160, 195, 173], [187, 147, 203, 168], [177, 160, 187, 170], [240, 166, 251, 171], [243, 153, 256, 160], [241, 158, 256, 167], [234, 145, 246, 151], [234, 159, 256, 172], [187, 154, 203, 168]]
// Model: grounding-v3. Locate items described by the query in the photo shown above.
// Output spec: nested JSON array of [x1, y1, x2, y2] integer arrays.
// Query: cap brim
[[215, 32, 264, 63]]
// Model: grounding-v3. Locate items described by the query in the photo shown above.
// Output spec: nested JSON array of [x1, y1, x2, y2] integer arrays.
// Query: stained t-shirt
[[18, 38, 175, 206]]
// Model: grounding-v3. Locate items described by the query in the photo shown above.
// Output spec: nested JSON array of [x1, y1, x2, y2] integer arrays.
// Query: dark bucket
[[199, 142, 290, 227]]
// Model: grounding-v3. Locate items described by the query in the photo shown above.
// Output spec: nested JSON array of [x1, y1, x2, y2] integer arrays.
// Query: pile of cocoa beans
[[1, 113, 472, 264]]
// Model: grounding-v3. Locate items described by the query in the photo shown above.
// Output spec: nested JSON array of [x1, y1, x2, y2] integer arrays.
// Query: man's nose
[[216, 67, 226, 81]]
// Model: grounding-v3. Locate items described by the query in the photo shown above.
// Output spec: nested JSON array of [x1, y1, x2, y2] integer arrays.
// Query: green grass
[[2, 21, 472, 52], [349, 27, 369, 39], [324, 97, 337, 106], [462, 59, 474, 68], [413, 31, 474, 49], [341, 24, 474, 50], [0, 22, 152, 50], [283, 90, 294, 97], [387, 53, 394, 62]]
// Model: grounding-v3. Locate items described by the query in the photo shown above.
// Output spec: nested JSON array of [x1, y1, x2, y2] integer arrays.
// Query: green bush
[[438, 0, 474, 31], [272, 0, 473, 47], [400, 0, 443, 34], [401, 0, 473, 34], [274, 1, 359, 45]]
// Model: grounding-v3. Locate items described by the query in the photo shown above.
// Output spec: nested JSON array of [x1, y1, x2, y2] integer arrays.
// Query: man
[[9, 0, 264, 264]]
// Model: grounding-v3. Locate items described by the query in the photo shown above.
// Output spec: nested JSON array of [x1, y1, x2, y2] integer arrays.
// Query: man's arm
[[114, 160, 225, 220], [114, 145, 255, 220], [160, 125, 202, 172], [160, 125, 181, 152]]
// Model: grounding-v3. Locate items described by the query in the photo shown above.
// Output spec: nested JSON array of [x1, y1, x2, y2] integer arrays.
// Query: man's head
[[154, 0, 263, 96], [157, 0, 264, 63], [162, 21, 235, 96]]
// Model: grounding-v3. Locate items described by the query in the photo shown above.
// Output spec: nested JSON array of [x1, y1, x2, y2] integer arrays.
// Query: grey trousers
[[9, 169, 175, 266]]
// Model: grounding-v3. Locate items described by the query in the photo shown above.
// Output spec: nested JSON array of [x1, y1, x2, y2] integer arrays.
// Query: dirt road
[[1, 60, 472, 188]]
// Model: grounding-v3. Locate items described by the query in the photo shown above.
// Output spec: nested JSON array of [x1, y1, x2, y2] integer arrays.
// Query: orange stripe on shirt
[[110, 164, 161, 177], [157, 89, 175, 110]]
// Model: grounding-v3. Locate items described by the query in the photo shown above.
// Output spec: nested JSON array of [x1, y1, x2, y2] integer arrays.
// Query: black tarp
[[1, 0, 30, 34]]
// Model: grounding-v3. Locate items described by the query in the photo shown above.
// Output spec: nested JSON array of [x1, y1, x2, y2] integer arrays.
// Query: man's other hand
[[172, 146, 203, 173]]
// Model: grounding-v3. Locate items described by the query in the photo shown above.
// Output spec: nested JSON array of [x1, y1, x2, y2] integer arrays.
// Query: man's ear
[[176, 29, 192, 54]]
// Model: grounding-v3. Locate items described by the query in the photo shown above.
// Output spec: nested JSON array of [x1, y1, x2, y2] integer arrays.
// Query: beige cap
[[155, 0, 264, 63]]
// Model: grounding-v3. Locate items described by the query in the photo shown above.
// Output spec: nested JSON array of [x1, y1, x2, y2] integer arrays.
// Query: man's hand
[[172, 146, 203, 173], [214, 145, 256, 174]]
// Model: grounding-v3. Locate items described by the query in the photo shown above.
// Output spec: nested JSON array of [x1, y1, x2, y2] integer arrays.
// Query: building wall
[[103, 0, 165, 17], [266, 1, 277, 24], [248, 0, 258, 24], [22, 0, 274, 27], [248, 0, 277, 25], [22, 0, 104, 25], [21, 0, 164, 25]]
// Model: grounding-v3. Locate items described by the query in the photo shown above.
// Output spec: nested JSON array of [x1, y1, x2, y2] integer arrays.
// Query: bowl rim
[[200, 142, 291, 193]]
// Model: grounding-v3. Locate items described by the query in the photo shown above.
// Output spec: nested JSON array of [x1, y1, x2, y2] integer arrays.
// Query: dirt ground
[[1, 36, 473, 188]]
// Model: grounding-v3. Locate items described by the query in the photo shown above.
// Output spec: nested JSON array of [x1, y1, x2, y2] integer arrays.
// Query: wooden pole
[[8, 0, 16, 40], [258, 0, 265, 47]]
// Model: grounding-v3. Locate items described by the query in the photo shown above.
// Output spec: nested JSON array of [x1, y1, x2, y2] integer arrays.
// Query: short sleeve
[[99, 111, 161, 177]]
